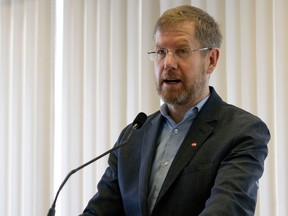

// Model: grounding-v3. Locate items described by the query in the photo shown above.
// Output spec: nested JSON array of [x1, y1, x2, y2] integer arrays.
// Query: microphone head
[[132, 112, 147, 129]]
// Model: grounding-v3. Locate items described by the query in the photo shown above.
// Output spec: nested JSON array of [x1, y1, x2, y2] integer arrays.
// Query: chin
[[160, 93, 188, 105]]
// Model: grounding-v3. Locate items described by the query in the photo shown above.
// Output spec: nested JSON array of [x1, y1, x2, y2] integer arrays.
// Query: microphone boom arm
[[47, 112, 147, 216], [47, 120, 144, 216]]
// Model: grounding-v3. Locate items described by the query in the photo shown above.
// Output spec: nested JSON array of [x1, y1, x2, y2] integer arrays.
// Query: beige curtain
[[0, 0, 53, 215], [0, 0, 286, 215]]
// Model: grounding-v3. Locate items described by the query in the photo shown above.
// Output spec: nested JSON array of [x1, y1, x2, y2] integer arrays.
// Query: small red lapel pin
[[191, 142, 197, 147]]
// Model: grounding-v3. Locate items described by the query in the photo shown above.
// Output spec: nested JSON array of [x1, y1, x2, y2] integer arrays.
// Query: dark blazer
[[81, 87, 270, 216]]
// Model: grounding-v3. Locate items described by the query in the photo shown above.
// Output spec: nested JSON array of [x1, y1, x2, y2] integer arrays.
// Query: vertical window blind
[[0, 0, 286, 215]]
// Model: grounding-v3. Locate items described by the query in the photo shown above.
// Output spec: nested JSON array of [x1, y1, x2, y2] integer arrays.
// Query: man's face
[[153, 23, 214, 107]]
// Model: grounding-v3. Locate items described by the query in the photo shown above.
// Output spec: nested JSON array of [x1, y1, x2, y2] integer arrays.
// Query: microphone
[[47, 112, 147, 216]]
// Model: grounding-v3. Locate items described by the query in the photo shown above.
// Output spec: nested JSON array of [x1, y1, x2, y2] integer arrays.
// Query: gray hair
[[154, 5, 222, 48]]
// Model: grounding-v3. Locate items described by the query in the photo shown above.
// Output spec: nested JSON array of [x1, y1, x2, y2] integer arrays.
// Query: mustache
[[161, 69, 182, 80]]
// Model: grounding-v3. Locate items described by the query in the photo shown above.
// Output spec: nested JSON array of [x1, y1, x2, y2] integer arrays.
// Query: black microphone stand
[[47, 140, 129, 216], [47, 113, 147, 216]]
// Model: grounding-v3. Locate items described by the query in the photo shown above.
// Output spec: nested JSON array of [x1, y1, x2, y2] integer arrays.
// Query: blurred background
[[0, 0, 286, 215]]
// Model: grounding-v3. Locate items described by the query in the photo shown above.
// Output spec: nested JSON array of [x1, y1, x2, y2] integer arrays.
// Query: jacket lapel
[[138, 113, 163, 215], [155, 87, 222, 206]]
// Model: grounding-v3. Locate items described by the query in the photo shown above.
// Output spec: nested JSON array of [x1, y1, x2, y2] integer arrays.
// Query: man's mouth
[[163, 79, 181, 84]]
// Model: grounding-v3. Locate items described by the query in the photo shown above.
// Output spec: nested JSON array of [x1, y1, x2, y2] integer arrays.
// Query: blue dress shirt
[[147, 96, 209, 213]]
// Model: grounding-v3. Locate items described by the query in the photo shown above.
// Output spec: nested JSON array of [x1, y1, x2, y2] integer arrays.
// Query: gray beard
[[156, 61, 208, 106], [157, 75, 206, 106], [158, 88, 202, 106]]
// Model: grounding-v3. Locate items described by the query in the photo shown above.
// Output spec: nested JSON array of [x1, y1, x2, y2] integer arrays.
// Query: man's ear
[[206, 48, 220, 74]]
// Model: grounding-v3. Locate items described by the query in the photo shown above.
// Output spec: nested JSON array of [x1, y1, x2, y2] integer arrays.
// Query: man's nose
[[163, 51, 178, 69]]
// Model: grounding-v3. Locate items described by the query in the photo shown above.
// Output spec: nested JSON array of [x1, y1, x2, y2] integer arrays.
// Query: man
[[81, 5, 270, 216]]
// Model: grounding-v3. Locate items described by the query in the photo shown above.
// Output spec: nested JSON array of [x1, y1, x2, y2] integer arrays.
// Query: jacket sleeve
[[80, 155, 125, 215], [199, 119, 270, 216]]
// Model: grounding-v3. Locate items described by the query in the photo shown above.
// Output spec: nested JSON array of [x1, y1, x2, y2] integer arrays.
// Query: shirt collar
[[160, 95, 210, 126]]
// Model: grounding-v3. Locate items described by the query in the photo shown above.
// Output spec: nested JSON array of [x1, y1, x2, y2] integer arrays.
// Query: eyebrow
[[155, 40, 193, 49], [155, 43, 191, 49]]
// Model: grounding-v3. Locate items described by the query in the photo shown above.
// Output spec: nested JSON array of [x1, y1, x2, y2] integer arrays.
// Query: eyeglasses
[[147, 47, 211, 61]]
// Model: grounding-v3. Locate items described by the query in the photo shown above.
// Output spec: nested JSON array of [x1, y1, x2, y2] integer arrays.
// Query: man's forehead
[[155, 20, 195, 34], [154, 27, 198, 47]]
